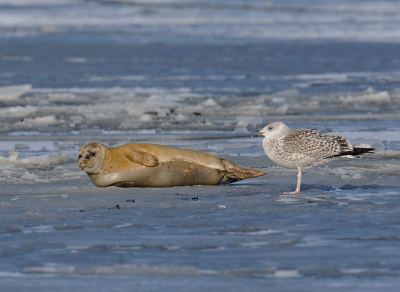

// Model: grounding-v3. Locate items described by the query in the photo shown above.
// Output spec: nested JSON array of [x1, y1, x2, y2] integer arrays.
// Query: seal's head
[[78, 142, 108, 174]]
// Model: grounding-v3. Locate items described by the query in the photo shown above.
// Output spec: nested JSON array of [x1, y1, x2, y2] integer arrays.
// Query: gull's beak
[[251, 130, 264, 137]]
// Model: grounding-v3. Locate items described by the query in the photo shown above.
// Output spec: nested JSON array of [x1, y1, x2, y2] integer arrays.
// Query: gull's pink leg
[[282, 168, 302, 195]]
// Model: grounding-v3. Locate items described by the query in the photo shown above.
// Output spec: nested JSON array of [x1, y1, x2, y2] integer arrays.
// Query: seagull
[[252, 122, 374, 195]]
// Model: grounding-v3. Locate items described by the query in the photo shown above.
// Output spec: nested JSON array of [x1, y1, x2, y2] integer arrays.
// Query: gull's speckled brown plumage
[[264, 125, 353, 169], [252, 122, 373, 194]]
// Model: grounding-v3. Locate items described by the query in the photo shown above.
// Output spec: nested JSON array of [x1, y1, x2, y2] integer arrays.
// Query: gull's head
[[251, 122, 289, 139], [78, 142, 108, 174]]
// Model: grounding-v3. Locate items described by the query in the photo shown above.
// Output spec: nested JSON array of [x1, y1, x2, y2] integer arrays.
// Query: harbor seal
[[78, 142, 266, 187]]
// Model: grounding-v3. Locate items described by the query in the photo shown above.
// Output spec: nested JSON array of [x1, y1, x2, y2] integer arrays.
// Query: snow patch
[[23, 115, 60, 125], [375, 149, 400, 157], [274, 270, 301, 278], [17, 153, 71, 165], [333, 168, 363, 179], [339, 91, 390, 103], [174, 114, 187, 122], [48, 93, 78, 103], [21, 171, 37, 180], [0, 105, 37, 118], [22, 264, 202, 276], [0, 169, 12, 178], [354, 143, 372, 148], [0, 84, 31, 101], [274, 89, 300, 98], [139, 114, 152, 122], [236, 116, 263, 126], [0, 152, 71, 166], [202, 98, 218, 107]]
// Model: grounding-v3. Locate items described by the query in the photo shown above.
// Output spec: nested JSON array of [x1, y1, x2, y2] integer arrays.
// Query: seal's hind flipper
[[126, 151, 159, 167], [219, 172, 240, 184], [219, 158, 266, 182]]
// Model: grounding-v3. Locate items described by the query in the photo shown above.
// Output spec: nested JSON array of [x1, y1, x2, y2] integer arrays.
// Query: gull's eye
[[78, 155, 82, 159], [268, 127, 273, 131], [90, 152, 96, 157]]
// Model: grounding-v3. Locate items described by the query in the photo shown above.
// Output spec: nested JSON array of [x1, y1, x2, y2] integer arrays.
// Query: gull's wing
[[282, 129, 352, 159]]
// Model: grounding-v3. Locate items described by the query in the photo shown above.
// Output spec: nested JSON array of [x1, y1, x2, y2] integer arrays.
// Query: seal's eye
[[78, 155, 82, 159], [90, 152, 96, 157]]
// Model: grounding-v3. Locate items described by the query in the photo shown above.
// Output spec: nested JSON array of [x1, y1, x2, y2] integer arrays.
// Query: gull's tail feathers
[[335, 147, 375, 158]]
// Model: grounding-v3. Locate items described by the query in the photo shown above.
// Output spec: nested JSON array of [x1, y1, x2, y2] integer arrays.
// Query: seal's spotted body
[[78, 142, 266, 187]]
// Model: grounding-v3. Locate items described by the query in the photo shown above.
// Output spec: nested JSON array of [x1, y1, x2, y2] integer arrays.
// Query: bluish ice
[[1, 0, 400, 291]]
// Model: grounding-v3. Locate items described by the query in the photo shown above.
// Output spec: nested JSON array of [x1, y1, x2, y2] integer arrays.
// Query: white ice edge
[[0, 153, 71, 165]]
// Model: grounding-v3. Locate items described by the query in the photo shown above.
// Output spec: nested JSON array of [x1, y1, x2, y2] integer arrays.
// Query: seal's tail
[[219, 158, 266, 183]]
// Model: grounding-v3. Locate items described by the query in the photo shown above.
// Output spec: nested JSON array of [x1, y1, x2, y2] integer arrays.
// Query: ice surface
[[333, 168, 363, 180], [139, 114, 152, 122], [173, 114, 187, 122], [0, 152, 71, 166], [17, 153, 71, 165], [202, 98, 218, 107], [0, 86, 399, 134], [22, 264, 203, 276], [47, 93, 78, 103], [14, 143, 30, 150], [20, 115, 61, 126], [273, 89, 300, 98], [6, 151, 18, 162], [1, 132, 400, 292], [235, 116, 263, 126], [0, 0, 79, 5], [0, 84, 31, 101], [20, 171, 38, 180], [63, 57, 89, 63], [0, 105, 37, 118], [339, 91, 390, 103], [375, 149, 400, 157], [2, 1, 400, 291], [2, 0, 400, 42]]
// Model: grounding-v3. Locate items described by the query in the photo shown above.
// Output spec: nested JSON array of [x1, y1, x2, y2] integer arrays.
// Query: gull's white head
[[78, 142, 108, 174], [251, 122, 289, 139]]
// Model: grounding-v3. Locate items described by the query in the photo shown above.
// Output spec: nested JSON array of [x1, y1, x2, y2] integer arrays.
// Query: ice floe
[[0, 86, 398, 134], [0, 152, 71, 166], [0, 105, 37, 118], [339, 91, 390, 103], [0, 84, 31, 102], [22, 264, 202, 277]]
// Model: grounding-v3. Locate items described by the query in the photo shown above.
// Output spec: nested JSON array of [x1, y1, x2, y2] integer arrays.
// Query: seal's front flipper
[[126, 151, 159, 167]]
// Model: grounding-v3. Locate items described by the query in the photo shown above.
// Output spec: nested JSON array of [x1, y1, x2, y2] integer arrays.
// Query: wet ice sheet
[[1, 132, 400, 291], [1, 0, 400, 42], [0, 130, 398, 185], [1, 84, 400, 291], [2, 169, 400, 292], [2, 0, 400, 290], [2, 0, 400, 93]]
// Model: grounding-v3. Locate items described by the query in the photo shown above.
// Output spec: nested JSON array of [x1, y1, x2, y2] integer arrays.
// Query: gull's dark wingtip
[[335, 147, 375, 157]]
